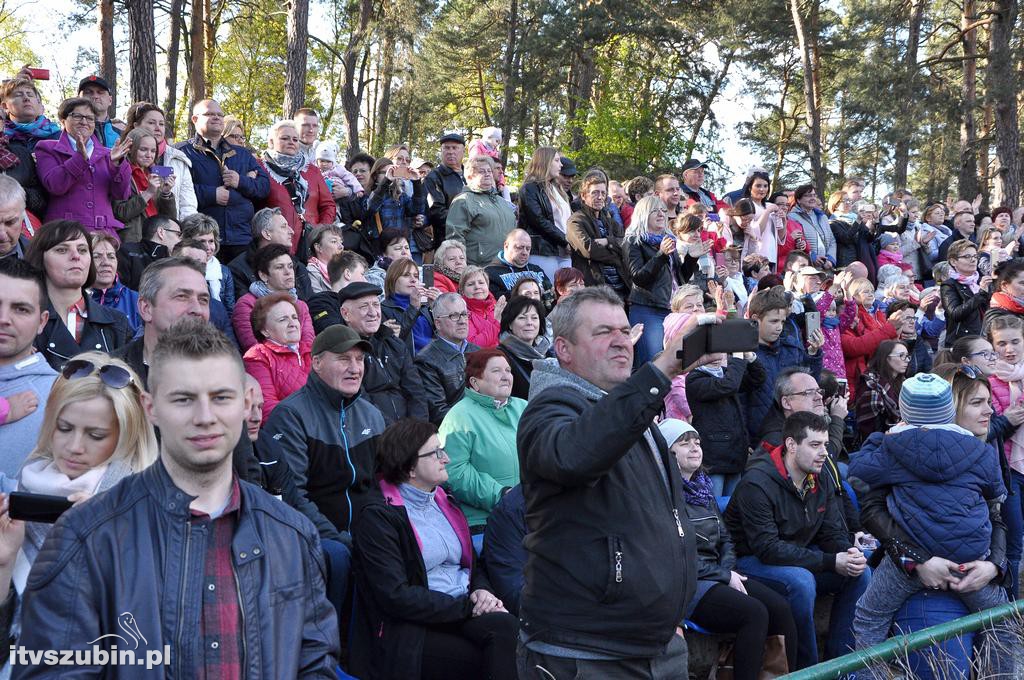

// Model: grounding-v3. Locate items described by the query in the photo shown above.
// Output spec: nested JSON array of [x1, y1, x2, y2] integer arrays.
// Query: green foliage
[[0, 3, 39, 76]]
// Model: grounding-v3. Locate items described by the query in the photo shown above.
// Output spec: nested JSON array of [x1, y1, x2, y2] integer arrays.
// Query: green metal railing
[[781, 599, 1024, 679]]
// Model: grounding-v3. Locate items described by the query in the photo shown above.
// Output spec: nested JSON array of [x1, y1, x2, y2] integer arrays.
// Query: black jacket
[[424, 164, 466, 248], [15, 460, 339, 679], [497, 341, 546, 401], [414, 338, 479, 424], [566, 208, 631, 290], [623, 237, 697, 311], [684, 497, 736, 586], [228, 246, 313, 302], [517, 361, 697, 657], [517, 180, 568, 257], [940, 278, 991, 346], [685, 358, 766, 474], [724, 446, 852, 573], [831, 218, 873, 271], [482, 485, 527, 616], [484, 257, 553, 303], [117, 239, 169, 291], [260, 371, 386, 533], [34, 294, 133, 370], [350, 489, 501, 679], [3, 137, 47, 218], [363, 326, 429, 424]]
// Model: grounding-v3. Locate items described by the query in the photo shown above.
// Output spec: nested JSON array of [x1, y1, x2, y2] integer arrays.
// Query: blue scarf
[[644, 232, 667, 247], [3, 116, 60, 142], [823, 316, 840, 329], [681, 470, 714, 508]]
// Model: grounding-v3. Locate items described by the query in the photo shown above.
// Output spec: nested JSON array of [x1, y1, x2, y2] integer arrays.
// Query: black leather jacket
[[14, 460, 340, 679], [623, 237, 697, 311], [424, 164, 466, 248], [414, 337, 479, 424], [34, 294, 133, 370], [518, 180, 568, 257], [684, 498, 736, 586]]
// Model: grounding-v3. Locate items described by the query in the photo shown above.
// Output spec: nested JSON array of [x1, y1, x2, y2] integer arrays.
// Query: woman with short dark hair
[[351, 418, 517, 680], [231, 243, 314, 351], [497, 295, 550, 400], [854, 340, 910, 436]]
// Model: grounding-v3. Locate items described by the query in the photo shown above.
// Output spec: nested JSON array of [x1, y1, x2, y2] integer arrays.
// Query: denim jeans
[[736, 555, 870, 669], [854, 558, 1015, 677], [322, 538, 352, 625], [710, 473, 741, 498], [628, 303, 669, 367], [1003, 470, 1024, 599]]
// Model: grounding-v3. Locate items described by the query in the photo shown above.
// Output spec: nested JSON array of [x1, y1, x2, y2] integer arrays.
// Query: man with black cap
[[261, 323, 386, 536], [556, 155, 580, 210], [679, 158, 727, 213], [336, 281, 429, 424], [77, 75, 124, 148], [424, 131, 467, 249]]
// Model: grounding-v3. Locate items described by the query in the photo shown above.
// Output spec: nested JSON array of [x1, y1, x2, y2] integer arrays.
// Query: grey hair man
[[226, 207, 312, 301], [415, 293, 479, 423], [0, 175, 28, 260], [516, 285, 715, 678]]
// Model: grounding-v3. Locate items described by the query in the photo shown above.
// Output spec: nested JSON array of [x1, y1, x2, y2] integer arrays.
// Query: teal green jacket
[[439, 388, 526, 527]]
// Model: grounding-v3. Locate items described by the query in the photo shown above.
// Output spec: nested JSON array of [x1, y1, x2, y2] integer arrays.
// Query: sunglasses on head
[[61, 359, 134, 389]]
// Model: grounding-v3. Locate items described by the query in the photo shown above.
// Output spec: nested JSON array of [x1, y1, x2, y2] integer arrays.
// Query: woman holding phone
[[123, 101, 198, 220], [112, 127, 177, 242]]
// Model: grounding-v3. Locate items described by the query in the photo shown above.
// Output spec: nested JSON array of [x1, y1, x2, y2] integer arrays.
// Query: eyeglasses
[[162, 227, 181, 235], [441, 312, 469, 322], [957, 254, 979, 262], [785, 388, 824, 399], [968, 350, 997, 360], [890, 353, 910, 360], [69, 113, 96, 124], [417, 447, 448, 460], [61, 359, 134, 389]]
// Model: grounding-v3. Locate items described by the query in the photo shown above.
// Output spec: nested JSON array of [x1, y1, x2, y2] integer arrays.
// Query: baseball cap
[[312, 324, 372, 355], [78, 75, 111, 94], [439, 131, 466, 145], [681, 159, 709, 172]]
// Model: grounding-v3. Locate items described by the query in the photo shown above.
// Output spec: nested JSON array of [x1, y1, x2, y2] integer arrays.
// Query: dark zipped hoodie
[[516, 358, 697, 658]]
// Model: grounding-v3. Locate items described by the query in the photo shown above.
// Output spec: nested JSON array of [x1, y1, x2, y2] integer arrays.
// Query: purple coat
[[34, 132, 132, 238]]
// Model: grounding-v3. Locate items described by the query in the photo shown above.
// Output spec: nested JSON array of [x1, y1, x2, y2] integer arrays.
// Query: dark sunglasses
[[61, 359, 134, 389]]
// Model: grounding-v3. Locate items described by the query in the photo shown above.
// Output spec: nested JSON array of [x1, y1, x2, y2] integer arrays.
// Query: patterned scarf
[[436, 262, 462, 285], [0, 135, 18, 170], [3, 115, 60, 142], [952, 270, 980, 294], [681, 470, 714, 508], [249, 280, 297, 299], [263, 149, 309, 216]]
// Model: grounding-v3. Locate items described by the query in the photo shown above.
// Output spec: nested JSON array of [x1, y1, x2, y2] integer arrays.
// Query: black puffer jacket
[[424, 164, 466, 248], [685, 358, 766, 474], [940, 278, 991, 346], [623, 237, 697, 311], [518, 180, 568, 257], [34, 294, 133, 370], [517, 360, 697, 657], [3, 137, 47, 217], [15, 460, 340, 679]]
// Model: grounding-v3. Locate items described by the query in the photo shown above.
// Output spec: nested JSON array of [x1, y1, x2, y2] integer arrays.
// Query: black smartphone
[[9, 491, 74, 524], [837, 379, 848, 398], [421, 264, 434, 288], [677, 319, 759, 368]]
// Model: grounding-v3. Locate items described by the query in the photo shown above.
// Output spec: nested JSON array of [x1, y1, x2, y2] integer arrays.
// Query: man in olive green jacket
[[446, 156, 516, 266]]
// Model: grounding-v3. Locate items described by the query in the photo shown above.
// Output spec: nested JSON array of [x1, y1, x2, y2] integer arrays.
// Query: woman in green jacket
[[439, 348, 527, 536]]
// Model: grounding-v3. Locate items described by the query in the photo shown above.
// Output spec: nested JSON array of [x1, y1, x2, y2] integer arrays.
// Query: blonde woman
[[518, 146, 572, 281], [3, 352, 156, 660]]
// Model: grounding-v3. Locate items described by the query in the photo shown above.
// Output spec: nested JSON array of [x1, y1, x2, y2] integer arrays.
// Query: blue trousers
[[1003, 470, 1024, 599], [322, 538, 352, 625], [710, 473, 741, 497], [736, 555, 870, 669], [628, 303, 668, 367]]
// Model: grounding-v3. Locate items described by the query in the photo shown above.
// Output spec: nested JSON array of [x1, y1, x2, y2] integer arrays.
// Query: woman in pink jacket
[[232, 244, 314, 351], [243, 292, 313, 422], [34, 97, 133, 238]]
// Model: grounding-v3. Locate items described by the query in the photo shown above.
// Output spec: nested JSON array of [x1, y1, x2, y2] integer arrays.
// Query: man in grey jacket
[[516, 286, 713, 679]]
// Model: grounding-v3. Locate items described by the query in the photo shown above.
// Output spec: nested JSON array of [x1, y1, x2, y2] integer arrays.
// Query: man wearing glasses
[[177, 99, 269, 263], [415, 293, 479, 424]]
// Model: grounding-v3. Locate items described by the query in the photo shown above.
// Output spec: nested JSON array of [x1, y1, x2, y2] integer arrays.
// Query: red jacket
[[840, 305, 897, 398], [232, 293, 315, 352], [464, 293, 500, 348], [244, 339, 313, 422], [260, 162, 337, 255], [434, 272, 458, 294]]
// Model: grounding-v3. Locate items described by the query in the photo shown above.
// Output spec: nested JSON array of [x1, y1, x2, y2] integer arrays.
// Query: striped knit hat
[[898, 373, 956, 427]]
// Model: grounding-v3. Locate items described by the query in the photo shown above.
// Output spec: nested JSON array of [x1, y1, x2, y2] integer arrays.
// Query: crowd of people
[[1, 66, 1023, 679]]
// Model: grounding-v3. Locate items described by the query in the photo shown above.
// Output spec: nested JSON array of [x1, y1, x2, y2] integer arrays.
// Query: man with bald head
[[177, 98, 269, 263], [485, 227, 553, 302]]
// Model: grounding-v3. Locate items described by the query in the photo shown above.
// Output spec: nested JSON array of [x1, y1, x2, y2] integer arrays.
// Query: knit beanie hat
[[899, 373, 956, 426], [658, 419, 697, 446], [879, 233, 899, 249]]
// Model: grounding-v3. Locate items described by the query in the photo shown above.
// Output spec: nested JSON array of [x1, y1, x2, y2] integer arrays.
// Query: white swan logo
[[88, 612, 148, 649]]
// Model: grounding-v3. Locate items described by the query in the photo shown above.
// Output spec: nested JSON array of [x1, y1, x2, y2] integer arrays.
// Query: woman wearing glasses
[[350, 417, 516, 680], [439, 349, 526, 537], [854, 340, 910, 437], [26, 220, 133, 370], [34, 98, 133, 239], [623, 195, 697, 365], [940, 239, 993, 346], [0, 352, 156, 664]]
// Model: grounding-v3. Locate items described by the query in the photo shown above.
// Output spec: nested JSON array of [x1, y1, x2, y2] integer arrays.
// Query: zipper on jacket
[[339, 405, 355, 527], [232, 564, 248, 671], [672, 509, 685, 538], [175, 522, 192, 679], [614, 549, 623, 583]]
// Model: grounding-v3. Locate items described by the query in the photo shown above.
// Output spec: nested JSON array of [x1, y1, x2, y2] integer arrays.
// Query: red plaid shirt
[[191, 476, 243, 680]]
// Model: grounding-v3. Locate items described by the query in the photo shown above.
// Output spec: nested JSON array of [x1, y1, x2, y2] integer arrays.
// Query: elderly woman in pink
[[34, 97, 133, 238]]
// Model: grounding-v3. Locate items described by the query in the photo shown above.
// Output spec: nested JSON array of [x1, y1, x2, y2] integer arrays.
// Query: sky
[[11, 1, 756, 190]]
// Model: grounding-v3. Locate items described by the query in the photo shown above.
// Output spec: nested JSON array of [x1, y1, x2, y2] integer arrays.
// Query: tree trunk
[[126, 0, 158, 104], [958, 0, 980, 199], [790, 0, 826, 197], [283, 0, 309, 118], [683, 48, 734, 160], [163, 0, 183, 138], [375, 34, 397, 153], [893, 0, 926, 189], [988, 0, 1020, 207], [189, 0, 207, 108], [567, 47, 596, 153], [341, 0, 374, 153], [497, 0, 520, 165], [98, 0, 117, 116]]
